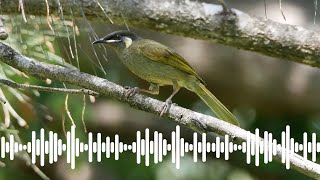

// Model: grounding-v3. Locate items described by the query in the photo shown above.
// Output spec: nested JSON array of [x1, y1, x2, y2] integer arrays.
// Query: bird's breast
[[119, 47, 189, 86]]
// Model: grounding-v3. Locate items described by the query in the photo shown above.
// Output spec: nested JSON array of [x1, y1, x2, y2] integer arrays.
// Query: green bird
[[93, 30, 240, 126]]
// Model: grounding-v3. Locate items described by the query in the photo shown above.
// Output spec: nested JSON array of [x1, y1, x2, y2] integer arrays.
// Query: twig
[[0, 89, 27, 127], [62, 114, 67, 138], [95, 0, 114, 24], [2, 103, 10, 127], [65, 94, 75, 126], [18, 0, 27, 23], [81, 95, 87, 133], [0, 160, 5, 167], [45, 0, 55, 35], [0, 96, 5, 104], [0, 128, 19, 134], [0, 42, 319, 179], [279, 0, 286, 21], [0, 78, 99, 96]]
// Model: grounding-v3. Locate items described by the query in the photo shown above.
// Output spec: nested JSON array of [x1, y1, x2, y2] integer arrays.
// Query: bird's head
[[92, 30, 140, 50]]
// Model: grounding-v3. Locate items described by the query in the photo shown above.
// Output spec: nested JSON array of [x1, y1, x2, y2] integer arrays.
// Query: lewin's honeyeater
[[93, 30, 240, 126]]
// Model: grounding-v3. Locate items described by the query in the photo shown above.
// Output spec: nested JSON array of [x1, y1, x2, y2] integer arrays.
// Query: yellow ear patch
[[123, 37, 132, 48]]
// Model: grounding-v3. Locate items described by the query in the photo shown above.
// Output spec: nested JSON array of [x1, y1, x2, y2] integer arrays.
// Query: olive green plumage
[[93, 30, 240, 127]]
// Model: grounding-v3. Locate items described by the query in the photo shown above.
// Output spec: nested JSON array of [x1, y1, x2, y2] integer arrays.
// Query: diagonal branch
[[0, 42, 320, 178], [1, 0, 320, 68]]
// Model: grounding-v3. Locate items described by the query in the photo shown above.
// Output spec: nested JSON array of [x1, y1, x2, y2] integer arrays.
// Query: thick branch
[[1, 0, 320, 67], [0, 42, 320, 178]]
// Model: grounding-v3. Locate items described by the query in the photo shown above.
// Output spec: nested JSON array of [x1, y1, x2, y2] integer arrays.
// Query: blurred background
[[0, 0, 319, 179]]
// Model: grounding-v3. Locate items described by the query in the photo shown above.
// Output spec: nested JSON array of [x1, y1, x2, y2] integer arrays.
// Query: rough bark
[[1, 0, 320, 67]]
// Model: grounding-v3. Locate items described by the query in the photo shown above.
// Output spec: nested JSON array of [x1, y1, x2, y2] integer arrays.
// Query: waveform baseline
[[0, 125, 319, 169]]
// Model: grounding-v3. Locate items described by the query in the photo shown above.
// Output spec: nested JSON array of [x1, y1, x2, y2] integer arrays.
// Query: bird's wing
[[137, 40, 205, 84]]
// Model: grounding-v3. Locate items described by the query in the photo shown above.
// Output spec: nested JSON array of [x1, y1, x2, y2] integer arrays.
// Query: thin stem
[[0, 78, 98, 96]]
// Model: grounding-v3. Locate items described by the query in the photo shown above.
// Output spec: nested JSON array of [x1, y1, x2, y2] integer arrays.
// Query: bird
[[92, 30, 240, 126]]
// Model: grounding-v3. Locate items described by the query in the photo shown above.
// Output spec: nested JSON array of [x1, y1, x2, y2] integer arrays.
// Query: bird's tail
[[192, 82, 240, 126]]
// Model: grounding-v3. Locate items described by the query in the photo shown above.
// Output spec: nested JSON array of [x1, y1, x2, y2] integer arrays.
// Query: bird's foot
[[124, 86, 140, 98], [159, 99, 172, 117], [216, 0, 235, 15]]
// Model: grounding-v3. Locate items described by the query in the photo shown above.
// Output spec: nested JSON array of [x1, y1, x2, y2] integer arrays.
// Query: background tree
[[0, 0, 320, 179]]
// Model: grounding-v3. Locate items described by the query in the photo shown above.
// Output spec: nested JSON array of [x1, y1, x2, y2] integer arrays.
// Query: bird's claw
[[160, 99, 172, 117], [124, 87, 139, 98], [216, 0, 235, 15]]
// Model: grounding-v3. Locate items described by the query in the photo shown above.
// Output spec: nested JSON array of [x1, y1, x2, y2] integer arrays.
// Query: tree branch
[[0, 41, 320, 178], [1, 0, 320, 67], [0, 78, 99, 96]]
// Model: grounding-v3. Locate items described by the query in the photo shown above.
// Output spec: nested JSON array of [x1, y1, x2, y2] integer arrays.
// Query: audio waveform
[[0, 125, 318, 169]]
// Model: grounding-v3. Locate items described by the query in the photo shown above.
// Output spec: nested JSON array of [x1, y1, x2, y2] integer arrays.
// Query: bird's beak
[[92, 38, 122, 44], [92, 38, 106, 44]]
